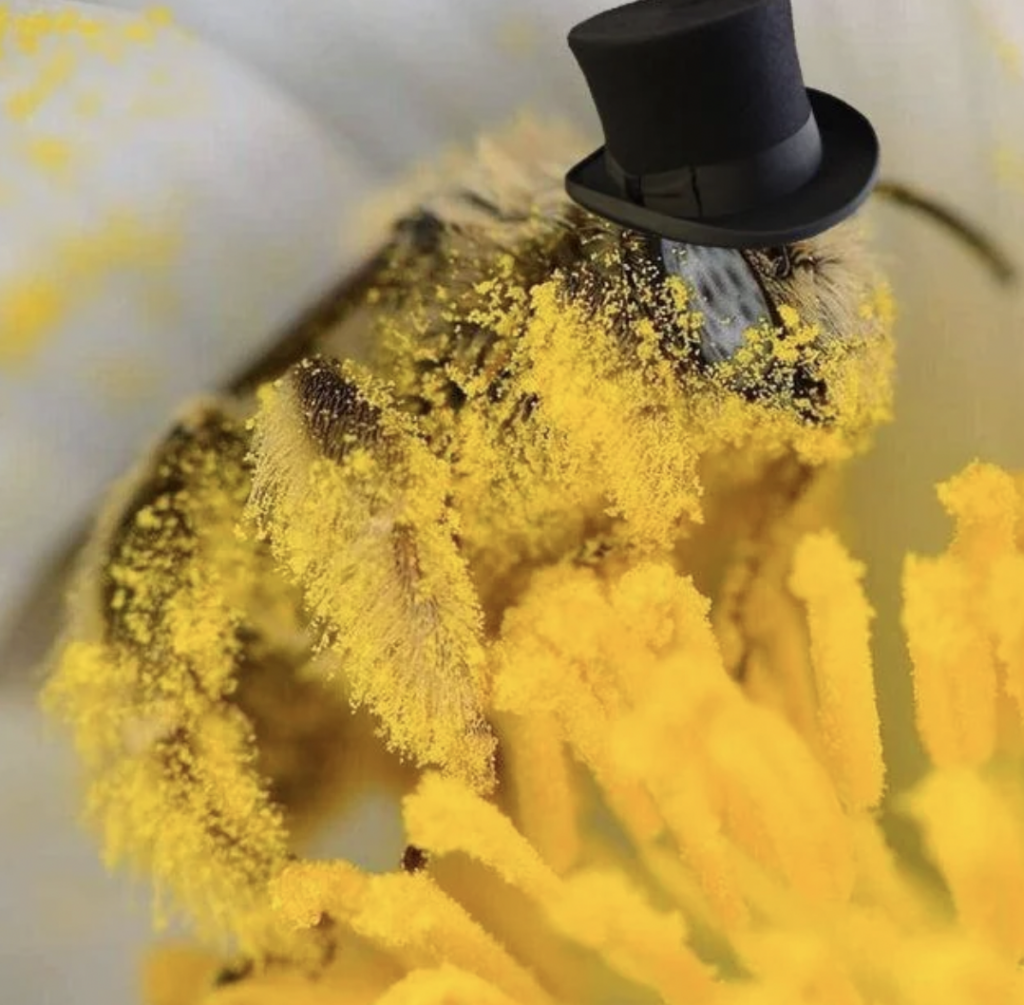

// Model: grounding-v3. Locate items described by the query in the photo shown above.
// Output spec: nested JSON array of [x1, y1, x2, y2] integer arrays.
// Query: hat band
[[605, 112, 823, 220]]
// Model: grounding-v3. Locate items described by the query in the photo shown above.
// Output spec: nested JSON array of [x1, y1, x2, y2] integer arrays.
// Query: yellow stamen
[[790, 530, 884, 811]]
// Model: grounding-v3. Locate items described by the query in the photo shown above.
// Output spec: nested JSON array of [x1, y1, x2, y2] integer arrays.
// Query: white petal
[[0, 0, 379, 641], [96, 0, 611, 162]]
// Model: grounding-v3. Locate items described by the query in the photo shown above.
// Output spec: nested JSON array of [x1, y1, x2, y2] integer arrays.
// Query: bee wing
[[248, 356, 495, 792], [0, 233, 400, 685]]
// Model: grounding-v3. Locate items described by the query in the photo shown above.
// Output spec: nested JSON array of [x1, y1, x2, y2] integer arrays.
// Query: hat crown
[[569, 0, 812, 176]]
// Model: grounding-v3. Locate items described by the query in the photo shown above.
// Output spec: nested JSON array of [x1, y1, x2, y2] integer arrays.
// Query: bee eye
[[659, 239, 772, 363]]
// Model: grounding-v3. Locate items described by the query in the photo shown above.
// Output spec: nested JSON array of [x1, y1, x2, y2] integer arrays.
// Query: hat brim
[[565, 89, 880, 248]]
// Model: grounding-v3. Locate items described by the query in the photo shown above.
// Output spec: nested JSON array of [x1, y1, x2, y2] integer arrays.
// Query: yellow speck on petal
[[121, 15, 167, 44], [0, 276, 65, 365], [0, 212, 178, 370], [25, 135, 74, 177], [145, 7, 174, 27], [0, 6, 177, 123], [5, 49, 75, 119]]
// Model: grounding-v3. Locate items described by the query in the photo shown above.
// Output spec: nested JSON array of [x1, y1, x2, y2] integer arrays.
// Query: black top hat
[[565, 0, 880, 247]]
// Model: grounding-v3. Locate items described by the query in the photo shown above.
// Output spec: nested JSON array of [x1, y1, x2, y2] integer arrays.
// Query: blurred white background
[[2, 1, 1024, 1002]]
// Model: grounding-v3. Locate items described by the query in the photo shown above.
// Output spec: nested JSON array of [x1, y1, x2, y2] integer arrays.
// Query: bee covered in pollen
[[42, 0, 905, 973]]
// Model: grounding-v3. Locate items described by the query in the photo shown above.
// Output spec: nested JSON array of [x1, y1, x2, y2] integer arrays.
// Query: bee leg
[[248, 356, 496, 792]]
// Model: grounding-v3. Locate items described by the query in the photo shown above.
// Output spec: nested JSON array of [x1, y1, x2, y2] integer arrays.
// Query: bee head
[[554, 208, 893, 436], [646, 220, 889, 425]]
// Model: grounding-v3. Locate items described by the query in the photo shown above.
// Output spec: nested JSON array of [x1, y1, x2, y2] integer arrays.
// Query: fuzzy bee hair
[[45, 119, 894, 952]]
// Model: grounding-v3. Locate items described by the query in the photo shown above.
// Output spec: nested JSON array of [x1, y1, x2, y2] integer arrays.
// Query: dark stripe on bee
[[293, 357, 385, 461], [101, 411, 249, 643], [395, 210, 446, 255]]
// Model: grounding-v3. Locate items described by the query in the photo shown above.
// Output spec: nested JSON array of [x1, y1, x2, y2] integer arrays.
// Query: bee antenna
[[874, 179, 1018, 287]]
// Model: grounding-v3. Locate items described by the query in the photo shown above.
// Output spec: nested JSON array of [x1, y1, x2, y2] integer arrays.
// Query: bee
[[44, 118, 1009, 954]]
